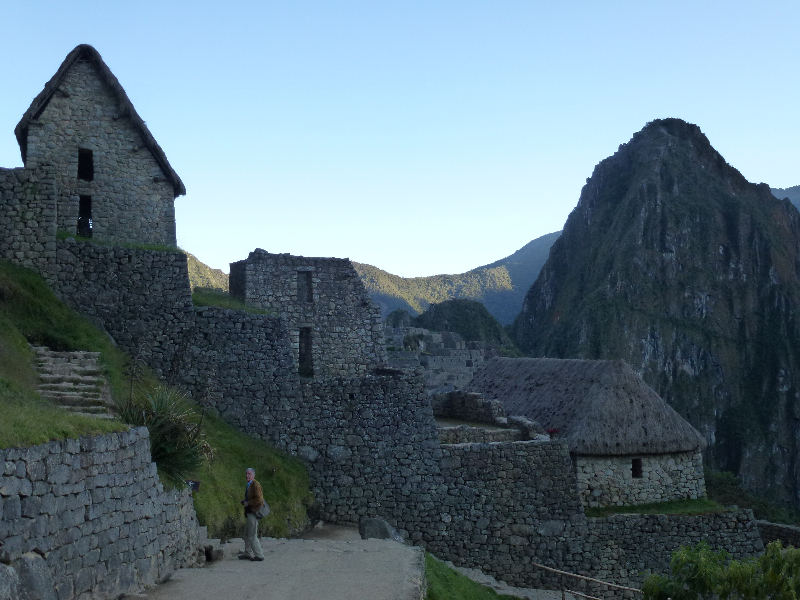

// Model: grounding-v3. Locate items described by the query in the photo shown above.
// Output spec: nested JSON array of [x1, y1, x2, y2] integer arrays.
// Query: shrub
[[117, 385, 212, 486], [643, 540, 800, 599]]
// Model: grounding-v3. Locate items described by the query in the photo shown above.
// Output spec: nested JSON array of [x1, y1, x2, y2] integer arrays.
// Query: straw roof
[[15, 44, 185, 197], [468, 357, 706, 456]]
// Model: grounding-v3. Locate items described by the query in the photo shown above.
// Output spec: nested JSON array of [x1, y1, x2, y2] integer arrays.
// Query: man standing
[[239, 467, 265, 561]]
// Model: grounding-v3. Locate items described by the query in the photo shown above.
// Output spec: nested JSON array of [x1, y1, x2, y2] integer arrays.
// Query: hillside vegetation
[[0, 259, 312, 538], [185, 251, 229, 291], [354, 231, 559, 325], [410, 299, 519, 354]]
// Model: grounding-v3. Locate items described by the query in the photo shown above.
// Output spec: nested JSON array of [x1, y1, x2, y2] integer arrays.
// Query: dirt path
[[139, 537, 425, 600]]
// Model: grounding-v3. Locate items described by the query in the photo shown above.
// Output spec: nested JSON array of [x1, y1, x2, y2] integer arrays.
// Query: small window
[[77, 149, 94, 181], [631, 458, 643, 479], [297, 271, 313, 302], [298, 327, 313, 378], [77, 195, 92, 238]]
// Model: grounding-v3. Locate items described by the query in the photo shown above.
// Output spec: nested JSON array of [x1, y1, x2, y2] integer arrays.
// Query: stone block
[[0, 564, 20, 600], [14, 551, 57, 600]]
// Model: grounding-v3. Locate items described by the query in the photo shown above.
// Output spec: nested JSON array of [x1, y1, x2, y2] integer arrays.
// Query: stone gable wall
[[23, 60, 176, 246], [575, 451, 705, 508], [0, 428, 200, 600], [230, 250, 387, 379]]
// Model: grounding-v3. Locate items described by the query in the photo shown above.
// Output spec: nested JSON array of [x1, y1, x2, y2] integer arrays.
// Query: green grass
[[584, 498, 727, 518], [425, 554, 520, 600], [705, 468, 800, 524], [192, 288, 273, 315], [192, 412, 313, 539]]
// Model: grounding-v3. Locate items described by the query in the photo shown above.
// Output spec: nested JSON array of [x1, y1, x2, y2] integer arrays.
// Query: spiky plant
[[117, 385, 213, 486]]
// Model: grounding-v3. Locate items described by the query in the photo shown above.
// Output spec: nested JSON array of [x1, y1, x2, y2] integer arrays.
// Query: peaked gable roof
[[468, 357, 707, 456], [15, 44, 186, 197]]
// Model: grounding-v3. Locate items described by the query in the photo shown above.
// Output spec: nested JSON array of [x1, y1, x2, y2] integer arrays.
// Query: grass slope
[[426, 554, 519, 600], [193, 412, 313, 538], [354, 231, 560, 325], [0, 259, 312, 537]]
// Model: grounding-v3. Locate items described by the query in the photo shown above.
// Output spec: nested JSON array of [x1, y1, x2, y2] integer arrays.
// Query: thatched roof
[[468, 357, 706, 456], [15, 44, 185, 197]]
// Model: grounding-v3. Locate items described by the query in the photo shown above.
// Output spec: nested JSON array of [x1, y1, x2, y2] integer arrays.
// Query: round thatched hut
[[468, 357, 707, 507]]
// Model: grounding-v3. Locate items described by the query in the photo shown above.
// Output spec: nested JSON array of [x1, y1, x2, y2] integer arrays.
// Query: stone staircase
[[32, 345, 115, 418]]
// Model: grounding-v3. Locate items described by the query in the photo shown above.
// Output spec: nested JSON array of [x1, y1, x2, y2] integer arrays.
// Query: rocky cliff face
[[513, 118, 800, 507]]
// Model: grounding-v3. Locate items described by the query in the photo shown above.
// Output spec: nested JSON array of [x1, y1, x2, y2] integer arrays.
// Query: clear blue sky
[[1, 2, 797, 277]]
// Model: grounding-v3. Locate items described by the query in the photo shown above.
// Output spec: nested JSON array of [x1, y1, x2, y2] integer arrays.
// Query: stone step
[[62, 409, 116, 420], [61, 402, 110, 413], [39, 394, 109, 408], [30, 344, 114, 419], [38, 382, 103, 394], [31, 346, 101, 358], [36, 359, 103, 371]]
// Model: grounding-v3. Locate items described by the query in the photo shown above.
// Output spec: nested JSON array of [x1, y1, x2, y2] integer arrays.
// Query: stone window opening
[[78, 195, 92, 238], [298, 327, 313, 378], [631, 457, 643, 479], [297, 271, 313, 302], [77, 149, 94, 181]]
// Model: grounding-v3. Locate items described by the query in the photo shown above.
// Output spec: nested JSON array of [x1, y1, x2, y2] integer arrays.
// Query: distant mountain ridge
[[184, 251, 228, 291], [772, 185, 800, 211], [354, 231, 560, 325]]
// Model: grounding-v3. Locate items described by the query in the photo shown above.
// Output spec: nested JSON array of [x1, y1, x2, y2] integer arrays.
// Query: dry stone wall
[[176, 307, 301, 420], [438, 425, 523, 444], [756, 520, 800, 549], [431, 391, 505, 424], [432, 440, 588, 589], [230, 249, 387, 379], [576, 451, 706, 507], [0, 428, 201, 600], [0, 167, 58, 278], [583, 512, 763, 598], [51, 239, 194, 379], [23, 60, 177, 246]]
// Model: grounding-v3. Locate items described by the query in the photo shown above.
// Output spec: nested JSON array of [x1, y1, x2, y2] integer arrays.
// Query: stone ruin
[[384, 326, 495, 393], [0, 43, 771, 600]]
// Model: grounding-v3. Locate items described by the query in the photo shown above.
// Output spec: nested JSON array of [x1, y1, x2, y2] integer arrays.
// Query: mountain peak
[[513, 119, 800, 508]]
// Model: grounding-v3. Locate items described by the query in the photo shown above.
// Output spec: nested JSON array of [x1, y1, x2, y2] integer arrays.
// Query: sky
[[1, 2, 798, 277]]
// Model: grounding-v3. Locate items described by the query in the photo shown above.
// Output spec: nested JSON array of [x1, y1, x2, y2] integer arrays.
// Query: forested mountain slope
[[513, 118, 800, 507], [355, 231, 560, 324]]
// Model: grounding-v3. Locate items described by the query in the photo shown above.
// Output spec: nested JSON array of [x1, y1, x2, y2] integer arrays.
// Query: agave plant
[[117, 385, 213, 486]]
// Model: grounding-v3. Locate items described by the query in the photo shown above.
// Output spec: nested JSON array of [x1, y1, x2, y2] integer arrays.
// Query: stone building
[[468, 357, 708, 507], [229, 249, 387, 379], [14, 44, 184, 246]]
